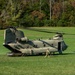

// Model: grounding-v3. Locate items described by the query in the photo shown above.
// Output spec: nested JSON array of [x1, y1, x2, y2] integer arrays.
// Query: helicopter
[[3, 27, 68, 56]]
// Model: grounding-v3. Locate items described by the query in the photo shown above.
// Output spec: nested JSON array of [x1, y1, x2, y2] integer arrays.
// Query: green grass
[[0, 27, 75, 75]]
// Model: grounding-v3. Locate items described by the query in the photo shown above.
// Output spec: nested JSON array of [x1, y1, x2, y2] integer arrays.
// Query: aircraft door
[[58, 42, 62, 54]]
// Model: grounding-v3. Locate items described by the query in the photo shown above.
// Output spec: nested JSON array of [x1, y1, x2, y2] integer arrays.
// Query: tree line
[[0, 0, 75, 29]]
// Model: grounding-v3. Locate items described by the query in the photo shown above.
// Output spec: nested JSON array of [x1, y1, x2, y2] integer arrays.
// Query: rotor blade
[[25, 27, 75, 35], [61, 33, 75, 35], [25, 27, 58, 34]]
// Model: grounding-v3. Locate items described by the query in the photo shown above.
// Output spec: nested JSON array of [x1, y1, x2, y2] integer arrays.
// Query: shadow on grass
[[54, 52, 75, 56], [0, 52, 75, 57]]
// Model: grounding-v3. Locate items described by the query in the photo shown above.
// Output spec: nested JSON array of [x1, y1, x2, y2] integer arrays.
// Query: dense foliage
[[0, 0, 75, 28]]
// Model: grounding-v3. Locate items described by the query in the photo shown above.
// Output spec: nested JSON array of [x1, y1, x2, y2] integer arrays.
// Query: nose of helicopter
[[62, 41, 68, 51]]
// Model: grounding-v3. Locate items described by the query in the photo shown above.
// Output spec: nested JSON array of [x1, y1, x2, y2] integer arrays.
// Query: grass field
[[0, 27, 75, 75]]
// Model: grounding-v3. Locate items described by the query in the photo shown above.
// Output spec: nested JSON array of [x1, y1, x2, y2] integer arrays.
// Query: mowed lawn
[[0, 27, 75, 75]]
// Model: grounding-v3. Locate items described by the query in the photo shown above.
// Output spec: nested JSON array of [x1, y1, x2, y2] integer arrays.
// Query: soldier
[[45, 49, 50, 57]]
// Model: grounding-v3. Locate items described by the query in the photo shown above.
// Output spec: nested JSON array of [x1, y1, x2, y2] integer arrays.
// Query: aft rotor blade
[[25, 27, 75, 35], [25, 27, 58, 34]]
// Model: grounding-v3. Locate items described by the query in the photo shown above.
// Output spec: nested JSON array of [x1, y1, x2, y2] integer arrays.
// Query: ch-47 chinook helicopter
[[3, 27, 67, 56]]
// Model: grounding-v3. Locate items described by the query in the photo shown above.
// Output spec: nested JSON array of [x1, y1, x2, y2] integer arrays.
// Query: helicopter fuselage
[[3, 27, 67, 56]]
